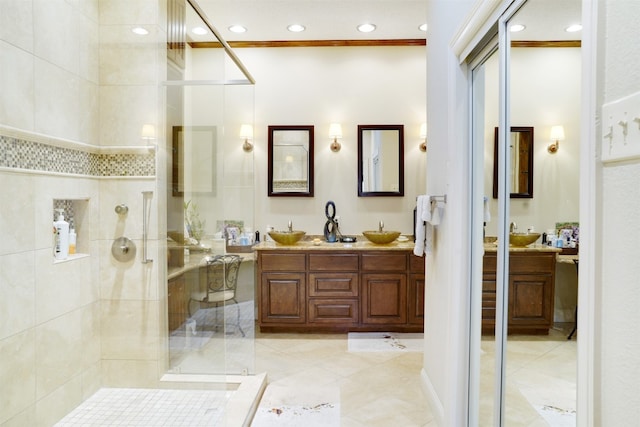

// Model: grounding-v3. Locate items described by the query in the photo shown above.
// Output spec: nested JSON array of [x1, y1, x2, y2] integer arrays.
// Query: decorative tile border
[[0, 134, 155, 177]]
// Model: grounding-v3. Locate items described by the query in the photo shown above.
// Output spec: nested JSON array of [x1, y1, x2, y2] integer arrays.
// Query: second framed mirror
[[357, 124, 404, 197]]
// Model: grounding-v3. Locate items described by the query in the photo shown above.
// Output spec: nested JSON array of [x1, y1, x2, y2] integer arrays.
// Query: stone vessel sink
[[269, 230, 306, 245], [362, 230, 401, 244], [509, 232, 541, 247]]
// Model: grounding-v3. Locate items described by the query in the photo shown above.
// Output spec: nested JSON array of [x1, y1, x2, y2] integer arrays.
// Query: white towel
[[425, 223, 434, 253], [429, 201, 443, 226], [421, 195, 432, 222], [483, 196, 491, 222], [414, 195, 427, 256]]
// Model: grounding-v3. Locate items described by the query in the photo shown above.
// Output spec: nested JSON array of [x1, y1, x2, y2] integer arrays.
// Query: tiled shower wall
[[0, 1, 166, 426]]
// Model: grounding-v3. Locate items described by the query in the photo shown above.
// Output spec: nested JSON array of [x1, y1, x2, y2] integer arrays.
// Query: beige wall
[[187, 45, 427, 239]]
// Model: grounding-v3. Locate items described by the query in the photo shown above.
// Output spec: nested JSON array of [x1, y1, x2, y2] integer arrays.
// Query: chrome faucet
[[288, 220, 292, 232], [510, 222, 517, 233], [379, 221, 384, 232]]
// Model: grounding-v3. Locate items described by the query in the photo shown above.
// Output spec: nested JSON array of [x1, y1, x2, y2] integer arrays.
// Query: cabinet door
[[260, 273, 306, 324], [509, 273, 554, 329], [408, 273, 425, 325], [361, 273, 407, 324], [168, 276, 187, 332]]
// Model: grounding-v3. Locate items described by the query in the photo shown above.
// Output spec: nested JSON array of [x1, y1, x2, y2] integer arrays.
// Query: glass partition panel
[[166, 0, 255, 377]]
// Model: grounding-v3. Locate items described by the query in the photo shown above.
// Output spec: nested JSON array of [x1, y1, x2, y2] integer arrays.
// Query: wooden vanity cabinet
[[482, 251, 556, 335], [257, 249, 425, 332]]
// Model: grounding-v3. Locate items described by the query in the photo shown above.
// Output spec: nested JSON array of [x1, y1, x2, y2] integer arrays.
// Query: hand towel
[[429, 200, 443, 226], [414, 195, 427, 256], [483, 196, 491, 222], [421, 195, 432, 222]]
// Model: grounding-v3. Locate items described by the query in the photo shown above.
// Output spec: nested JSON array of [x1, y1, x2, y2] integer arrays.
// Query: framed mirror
[[268, 125, 314, 197], [493, 126, 534, 198], [357, 124, 404, 197], [172, 126, 217, 197]]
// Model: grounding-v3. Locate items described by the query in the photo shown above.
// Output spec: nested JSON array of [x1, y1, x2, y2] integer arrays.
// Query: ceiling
[[190, 0, 582, 44]]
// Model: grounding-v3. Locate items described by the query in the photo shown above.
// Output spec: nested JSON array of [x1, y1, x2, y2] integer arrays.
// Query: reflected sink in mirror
[[509, 232, 541, 247], [362, 230, 401, 244], [268, 230, 306, 245]]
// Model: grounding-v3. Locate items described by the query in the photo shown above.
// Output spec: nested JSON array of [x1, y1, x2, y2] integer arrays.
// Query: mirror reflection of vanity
[[493, 126, 534, 198], [268, 125, 314, 197], [357, 124, 404, 197]]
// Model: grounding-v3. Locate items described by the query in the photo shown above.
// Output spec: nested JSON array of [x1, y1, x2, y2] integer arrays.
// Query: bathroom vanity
[[255, 239, 424, 333], [482, 245, 561, 335]]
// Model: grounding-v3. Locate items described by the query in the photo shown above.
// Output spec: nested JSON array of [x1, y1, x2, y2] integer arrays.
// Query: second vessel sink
[[362, 230, 401, 244], [269, 230, 306, 245], [509, 232, 541, 247]]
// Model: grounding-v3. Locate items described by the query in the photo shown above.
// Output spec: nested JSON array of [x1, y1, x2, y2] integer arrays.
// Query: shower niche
[[53, 198, 89, 263]]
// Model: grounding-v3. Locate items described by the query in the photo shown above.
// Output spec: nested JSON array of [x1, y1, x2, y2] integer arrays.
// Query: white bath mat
[[534, 405, 576, 426], [347, 332, 423, 352], [252, 384, 340, 426]]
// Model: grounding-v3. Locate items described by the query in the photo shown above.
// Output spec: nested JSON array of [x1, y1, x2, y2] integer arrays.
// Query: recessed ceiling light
[[287, 24, 306, 32], [357, 23, 376, 33], [419, 23, 428, 32], [509, 24, 526, 32], [192, 26, 208, 35], [228, 25, 247, 33], [131, 27, 149, 35], [565, 24, 582, 33]]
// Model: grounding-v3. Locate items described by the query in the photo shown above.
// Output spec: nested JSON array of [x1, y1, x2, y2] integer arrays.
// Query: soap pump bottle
[[53, 209, 69, 260]]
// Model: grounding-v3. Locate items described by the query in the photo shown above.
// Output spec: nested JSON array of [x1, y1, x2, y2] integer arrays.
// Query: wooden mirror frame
[[357, 124, 405, 197], [268, 125, 314, 197], [493, 126, 534, 198]]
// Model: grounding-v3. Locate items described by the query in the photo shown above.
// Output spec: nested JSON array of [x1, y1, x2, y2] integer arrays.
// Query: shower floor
[[55, 388, 234, 426]]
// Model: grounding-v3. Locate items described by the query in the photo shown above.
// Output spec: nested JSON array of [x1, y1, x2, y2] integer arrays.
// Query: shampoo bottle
[[53, 209, 69, 260]]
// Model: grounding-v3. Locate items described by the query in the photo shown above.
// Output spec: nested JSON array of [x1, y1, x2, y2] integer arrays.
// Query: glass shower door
[[165, 0, 256, 377]]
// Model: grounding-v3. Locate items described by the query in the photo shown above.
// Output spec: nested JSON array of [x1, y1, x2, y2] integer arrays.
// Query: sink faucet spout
[[288, 220, 292, 232], [510, 222, 517, 233]]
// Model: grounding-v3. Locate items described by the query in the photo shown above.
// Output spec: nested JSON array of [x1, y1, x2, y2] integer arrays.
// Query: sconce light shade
[[240, 124, 254, 152], [329, 123, 342, 152], [548, 125, 565, 153], [419, 122, 427, 152], [141, 124, 156, 141]]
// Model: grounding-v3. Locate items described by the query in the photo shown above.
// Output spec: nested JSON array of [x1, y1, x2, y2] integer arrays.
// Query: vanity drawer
[[309, 253, 358, 271], [361, 253, 407, 271], [509, 254, 555, 273], [308, 298, 359, 324], [309, 273, 359, 297], [260, 253, 306, 271]]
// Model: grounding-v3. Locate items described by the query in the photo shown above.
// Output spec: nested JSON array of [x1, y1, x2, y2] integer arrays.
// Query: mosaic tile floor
[[55, 388, 233, 426]]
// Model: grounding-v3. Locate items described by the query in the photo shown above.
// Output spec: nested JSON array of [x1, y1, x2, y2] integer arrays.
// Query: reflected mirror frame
[[357, 124, 405, 197], [268, 125, 314, 197], [492, 126, 534, 199]]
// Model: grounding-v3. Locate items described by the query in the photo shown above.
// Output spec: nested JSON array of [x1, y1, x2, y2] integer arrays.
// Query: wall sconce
[[329, 123, 342, 152], [548, 125, 565, 154], [240, 124, 253, 152], [141, 124, 156, 142], [419, 123, 427, 152]]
